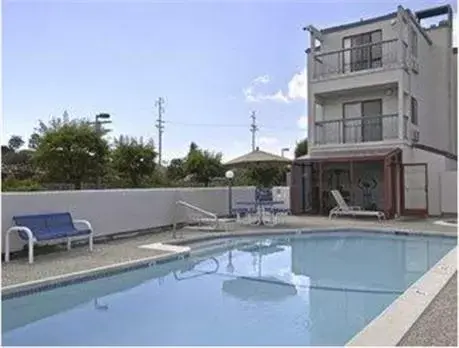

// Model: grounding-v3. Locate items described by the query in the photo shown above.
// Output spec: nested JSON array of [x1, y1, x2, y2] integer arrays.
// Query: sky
[[2, 0, 457, 162]]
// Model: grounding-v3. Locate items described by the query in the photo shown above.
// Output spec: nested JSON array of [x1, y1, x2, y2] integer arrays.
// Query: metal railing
[[172, 200, 218, 238], [312, 39, 401, 79], [314, 114, 400, 145]]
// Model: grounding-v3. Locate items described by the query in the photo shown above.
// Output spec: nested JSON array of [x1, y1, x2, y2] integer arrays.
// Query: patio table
[[236, 200, 285, 226]]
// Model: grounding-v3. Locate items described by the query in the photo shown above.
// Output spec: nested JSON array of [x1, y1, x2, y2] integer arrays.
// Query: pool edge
[[1, 249, 190, 298], [2, 227, 455, 297], [346, 246, 457, 347]]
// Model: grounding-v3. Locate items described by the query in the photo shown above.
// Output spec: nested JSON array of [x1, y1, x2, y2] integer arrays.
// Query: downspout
[[446, 8, 453, 154]]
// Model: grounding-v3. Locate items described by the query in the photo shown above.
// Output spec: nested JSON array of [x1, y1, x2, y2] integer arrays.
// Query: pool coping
[[2, 226, 457, 346], [3, 227, 455, 297], [2, 246, 191, 298]]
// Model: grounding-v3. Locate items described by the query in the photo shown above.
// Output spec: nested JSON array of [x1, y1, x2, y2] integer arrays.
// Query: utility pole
[[155, 97, 165, 166], [250, 111, 258, 151], [92, 113, 111, 189]]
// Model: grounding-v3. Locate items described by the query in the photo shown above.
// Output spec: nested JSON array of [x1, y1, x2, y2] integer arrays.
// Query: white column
[[308, 31, 316, 145], [397, 7, 406, 140]]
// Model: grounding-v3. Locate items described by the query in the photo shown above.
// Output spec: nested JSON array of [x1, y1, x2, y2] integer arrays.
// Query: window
[[342, 30, 383, 72], [410, 28, 418, 57], [411, 97, 418, 125], [343, 99, 383, 142]]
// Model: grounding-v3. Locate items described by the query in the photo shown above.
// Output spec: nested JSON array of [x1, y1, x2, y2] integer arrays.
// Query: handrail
[[172, 200, 218, 238], [314, 38, 397, 58], [176, 200, 218, 220]]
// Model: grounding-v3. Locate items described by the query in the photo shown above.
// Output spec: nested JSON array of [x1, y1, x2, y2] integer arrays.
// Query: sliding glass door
[[362, 100, 383, 142], [343, 99, 382, 142], [342, 30, 382, 73]]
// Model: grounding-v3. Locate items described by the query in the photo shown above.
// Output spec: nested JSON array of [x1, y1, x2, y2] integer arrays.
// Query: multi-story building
[[291, 4, 457, 218]]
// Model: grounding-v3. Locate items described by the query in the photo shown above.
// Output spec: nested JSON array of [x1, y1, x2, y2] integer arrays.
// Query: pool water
[[2, 231, 456, 346]]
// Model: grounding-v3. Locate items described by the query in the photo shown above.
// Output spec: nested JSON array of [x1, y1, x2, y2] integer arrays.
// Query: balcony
[[312, 39, 405, 80], [314, 114, 408, 145]]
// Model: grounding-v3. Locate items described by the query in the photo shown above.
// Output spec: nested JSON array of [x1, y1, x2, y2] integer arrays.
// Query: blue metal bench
[[5, 212, 94, 264]]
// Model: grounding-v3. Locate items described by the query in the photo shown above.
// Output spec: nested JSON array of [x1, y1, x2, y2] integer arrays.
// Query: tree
[[294, 138, 308, 158], [3, 136, 36, 181], [28, 133, 41, 149], [8, 135, 24, 152], [166, 158, 186, 182], [34, 122, 110, 190], [184, 143, 224, 187], [111, 136, 157, 188], [31, 111, 106, 150], [244, 164, 287, 188]]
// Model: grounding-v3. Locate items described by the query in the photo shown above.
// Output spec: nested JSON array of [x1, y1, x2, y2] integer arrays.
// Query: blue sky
[[2, 0, 456, 162]]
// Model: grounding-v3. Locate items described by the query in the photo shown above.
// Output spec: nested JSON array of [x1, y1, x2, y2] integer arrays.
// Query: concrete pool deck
[[2, 215, 457, 346]]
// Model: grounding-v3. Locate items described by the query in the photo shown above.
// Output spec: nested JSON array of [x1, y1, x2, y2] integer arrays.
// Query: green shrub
[[2, 178, 43, 192]]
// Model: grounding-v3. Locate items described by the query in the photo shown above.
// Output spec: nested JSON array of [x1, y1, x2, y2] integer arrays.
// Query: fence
[[2, 186, 290, 253], [440, 171, 457, 215]]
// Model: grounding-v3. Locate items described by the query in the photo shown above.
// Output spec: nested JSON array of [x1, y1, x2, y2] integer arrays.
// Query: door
[[362, 100, 383, 142], [342, 30, 382, 73], [402, 163, 428, 216], [343, 102, 361, 143]]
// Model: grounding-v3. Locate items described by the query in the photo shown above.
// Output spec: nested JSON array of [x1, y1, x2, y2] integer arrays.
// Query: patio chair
[[263, 206, 290, 226], [232, 207, 258, 225], [329, 190, 385, 222]]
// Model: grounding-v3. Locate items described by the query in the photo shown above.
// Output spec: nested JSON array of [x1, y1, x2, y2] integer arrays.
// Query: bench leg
[[89, 234, 94, 252], [28, 238, 34, 264], [67, 238, 72, 250], [5, 231, 11, 263]]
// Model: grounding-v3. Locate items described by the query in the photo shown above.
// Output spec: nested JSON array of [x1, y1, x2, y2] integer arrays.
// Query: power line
[[250, 111, 258, 151], [162, 120, 300, 131], [155, 97, 165, 165]]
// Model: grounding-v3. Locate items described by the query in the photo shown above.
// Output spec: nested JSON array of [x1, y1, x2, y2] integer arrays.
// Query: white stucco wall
[[320, 16, 398, 52], [413, 25, 453, 154], [440, 171, 457, 214], [2, 187, 290, 253], [321, 88, 398, 121]]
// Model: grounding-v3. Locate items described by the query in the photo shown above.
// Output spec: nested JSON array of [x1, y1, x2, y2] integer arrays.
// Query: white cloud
[[287, 69, 307, 100], [253, 75, 270, 84], [244, 69, 307, 104], [453, 13, 458, 47], [297, 115, 308, 131]]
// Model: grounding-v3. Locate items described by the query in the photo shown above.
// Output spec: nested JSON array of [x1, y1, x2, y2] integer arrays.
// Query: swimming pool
[[2, 230, 456, 346]]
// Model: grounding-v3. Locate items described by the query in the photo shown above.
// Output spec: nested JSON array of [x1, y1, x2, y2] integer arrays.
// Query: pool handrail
[[173, 200, 218, 237]]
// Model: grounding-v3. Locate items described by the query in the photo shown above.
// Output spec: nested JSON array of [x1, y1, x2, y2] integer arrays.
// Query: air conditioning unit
[[411, 129, 420, 143]]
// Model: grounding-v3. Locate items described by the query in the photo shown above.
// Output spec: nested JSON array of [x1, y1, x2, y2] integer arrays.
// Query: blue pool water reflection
[[2, 231, 456, 346]]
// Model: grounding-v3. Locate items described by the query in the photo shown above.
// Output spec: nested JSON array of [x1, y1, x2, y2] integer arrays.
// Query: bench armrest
[[73, 219, 93, 232], [7, 226, 36, 241]]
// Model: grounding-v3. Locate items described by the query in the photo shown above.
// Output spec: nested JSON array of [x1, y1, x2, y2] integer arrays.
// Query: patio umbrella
[[224, 147, 292, 168], [222, 276, 297, 302]]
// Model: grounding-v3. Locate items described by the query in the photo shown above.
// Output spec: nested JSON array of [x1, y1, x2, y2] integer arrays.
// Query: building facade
[[291, 5, 457, 218]]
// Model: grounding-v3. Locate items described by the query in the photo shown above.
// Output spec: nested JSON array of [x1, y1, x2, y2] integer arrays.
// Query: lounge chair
[[329, 190, 385, 222]]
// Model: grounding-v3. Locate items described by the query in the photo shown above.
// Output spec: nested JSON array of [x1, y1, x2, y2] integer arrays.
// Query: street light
[[281, 147, 290, 157], [225, 170, 234, 217], [94, 113, 111, 134], [93, 113, 112, 189]]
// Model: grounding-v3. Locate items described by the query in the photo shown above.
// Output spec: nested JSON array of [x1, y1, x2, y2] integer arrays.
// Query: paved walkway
[[399, 272, 457, 347], [2, 216, 457, 346]]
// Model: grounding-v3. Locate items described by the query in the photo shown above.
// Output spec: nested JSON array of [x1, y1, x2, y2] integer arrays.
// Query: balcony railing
[[314, 114, 406, 145], [312, 39, 402, 79]]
